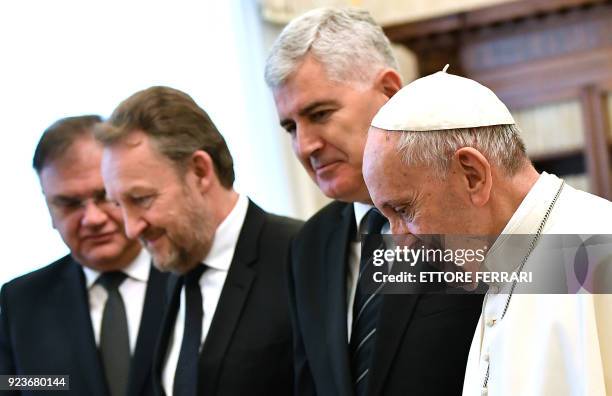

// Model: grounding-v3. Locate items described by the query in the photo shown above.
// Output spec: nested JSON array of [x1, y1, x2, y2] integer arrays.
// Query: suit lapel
[[325, 203, 355, 396], [127, 265, 169, 396], [59, 259, 108, 396], [368, 294, 420, 395], [152, 274, 182, 396], [197, 200, 261, 393]]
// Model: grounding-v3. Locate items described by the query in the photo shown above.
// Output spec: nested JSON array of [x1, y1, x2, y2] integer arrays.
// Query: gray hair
[[395, 124, 529, 178], [265, 7, 399, 88]]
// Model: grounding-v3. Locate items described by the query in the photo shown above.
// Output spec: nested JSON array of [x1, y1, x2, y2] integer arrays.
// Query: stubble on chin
[[147, 209, 216, 275], [151, 248, 189, 274]]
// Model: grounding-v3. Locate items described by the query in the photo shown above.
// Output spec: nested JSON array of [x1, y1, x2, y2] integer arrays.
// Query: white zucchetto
[[371, 65, 515, 131]]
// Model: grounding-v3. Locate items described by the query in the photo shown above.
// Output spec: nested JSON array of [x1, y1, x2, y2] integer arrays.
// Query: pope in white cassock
[[362, 66, 612, 396]]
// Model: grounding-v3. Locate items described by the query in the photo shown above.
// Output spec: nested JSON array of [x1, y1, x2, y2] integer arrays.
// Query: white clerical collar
[[488, 172, 562, 256], [202, 193, 249, 272], [82, 248, 151, 289]]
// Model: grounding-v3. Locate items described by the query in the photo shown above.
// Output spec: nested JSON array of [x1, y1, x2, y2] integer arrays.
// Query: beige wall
[[260, 0, 514, 25]]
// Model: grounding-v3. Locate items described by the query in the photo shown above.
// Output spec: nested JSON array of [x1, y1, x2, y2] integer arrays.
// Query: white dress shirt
[[346, 202, 391, 340], [346, 202, 372, 339], [82, 248, 151, 354], [162, 194, 249, 395]]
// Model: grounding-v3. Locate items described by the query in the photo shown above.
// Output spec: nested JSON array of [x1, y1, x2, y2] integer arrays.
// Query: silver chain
[[482, 180, 565, 390]]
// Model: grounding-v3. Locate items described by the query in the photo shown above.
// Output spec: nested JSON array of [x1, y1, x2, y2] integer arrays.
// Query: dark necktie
[[350, 208, 387, 396], [98, 271, 130, 396], [174, 264, 206, 396]]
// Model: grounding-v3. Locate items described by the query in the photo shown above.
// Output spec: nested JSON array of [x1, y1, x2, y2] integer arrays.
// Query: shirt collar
[[499, 171, 561, 235], [353, 202, 392, 238], [203, 194, 249, 272], [488, 172, 562, 256], [82, 248, 151, 289], [353, 202, 374, 235]]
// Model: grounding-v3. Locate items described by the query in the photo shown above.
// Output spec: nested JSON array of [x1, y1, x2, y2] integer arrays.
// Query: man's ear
[[452, 147, 492, 207], [189, 150, 215, 193], [374, 68, 402, 99]]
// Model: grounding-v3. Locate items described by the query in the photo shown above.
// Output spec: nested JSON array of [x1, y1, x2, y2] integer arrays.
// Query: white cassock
[[462, 172, 612, 396]]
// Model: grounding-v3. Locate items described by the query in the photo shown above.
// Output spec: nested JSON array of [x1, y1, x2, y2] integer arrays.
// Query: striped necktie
[[350, 208, 387, 396]]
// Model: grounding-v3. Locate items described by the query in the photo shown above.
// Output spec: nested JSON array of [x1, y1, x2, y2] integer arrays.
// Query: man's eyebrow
[[298, 100, 338, 117], [280, 100, 339, 128], [49, 189, 108, 205], [384, 194, 418, 209], [121, 186, 155, 196], [51, 188, 106, 201], [50, 194, 80, 204], [382, 200, 400, 210]]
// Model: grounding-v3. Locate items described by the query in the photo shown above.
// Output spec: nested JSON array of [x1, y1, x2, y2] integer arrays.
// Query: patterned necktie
[[351, 208, 387, 396], [174, 264, 206, 396], [98, 271, 129, 396]]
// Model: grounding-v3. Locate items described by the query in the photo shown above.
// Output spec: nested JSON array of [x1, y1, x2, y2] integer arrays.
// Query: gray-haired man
[[265, 7, 483, 396], [364, 68, 612, 396]]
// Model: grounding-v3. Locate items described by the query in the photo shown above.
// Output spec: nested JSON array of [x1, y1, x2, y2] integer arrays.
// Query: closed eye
[[389, 196, 419, 223], [280, 121, 296, 135], [309, 109, 332, 123], [129, 194, 156, 208], [393, 206, 413, 219], [52, 197, 81, 210]]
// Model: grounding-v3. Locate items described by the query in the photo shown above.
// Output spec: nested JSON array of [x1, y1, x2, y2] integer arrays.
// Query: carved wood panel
[[383, 0, 612, 198]]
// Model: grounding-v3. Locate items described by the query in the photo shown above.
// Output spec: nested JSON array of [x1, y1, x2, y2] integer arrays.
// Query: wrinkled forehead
[[45, 136, 103, 168], [364, 127, 400, 170], [100, 136, 147, 183], [271, 55, 358, 112], [100, 130, 162, 169], [363, 129, 413, 206], [39, 138, 104, 193], [100, 132, 183, 195]]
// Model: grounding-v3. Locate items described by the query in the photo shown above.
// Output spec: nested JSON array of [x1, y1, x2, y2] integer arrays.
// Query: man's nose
[[390, 219, 410, 235], [122, 210, 147, 240], [81, 201, 109, 227], [294, 125, 324, 160]]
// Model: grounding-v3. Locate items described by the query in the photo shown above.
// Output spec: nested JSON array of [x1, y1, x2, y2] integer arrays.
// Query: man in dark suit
[[0, 115, 168, 396], [265, 7, 484, 396], [96, 86, 301, 396]]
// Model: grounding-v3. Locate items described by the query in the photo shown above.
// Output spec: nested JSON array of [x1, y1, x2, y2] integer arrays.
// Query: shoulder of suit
[[247, 199, 304, 237], [296, 200, 349, 238], [1, 255, 75, 295], [263, 212, 304, 234]]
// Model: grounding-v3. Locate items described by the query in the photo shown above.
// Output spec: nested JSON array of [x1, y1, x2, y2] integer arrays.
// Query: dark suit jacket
[[289, 201, 484, 396], [0, 254, 169, 396], [152, 200, 303, 396]]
